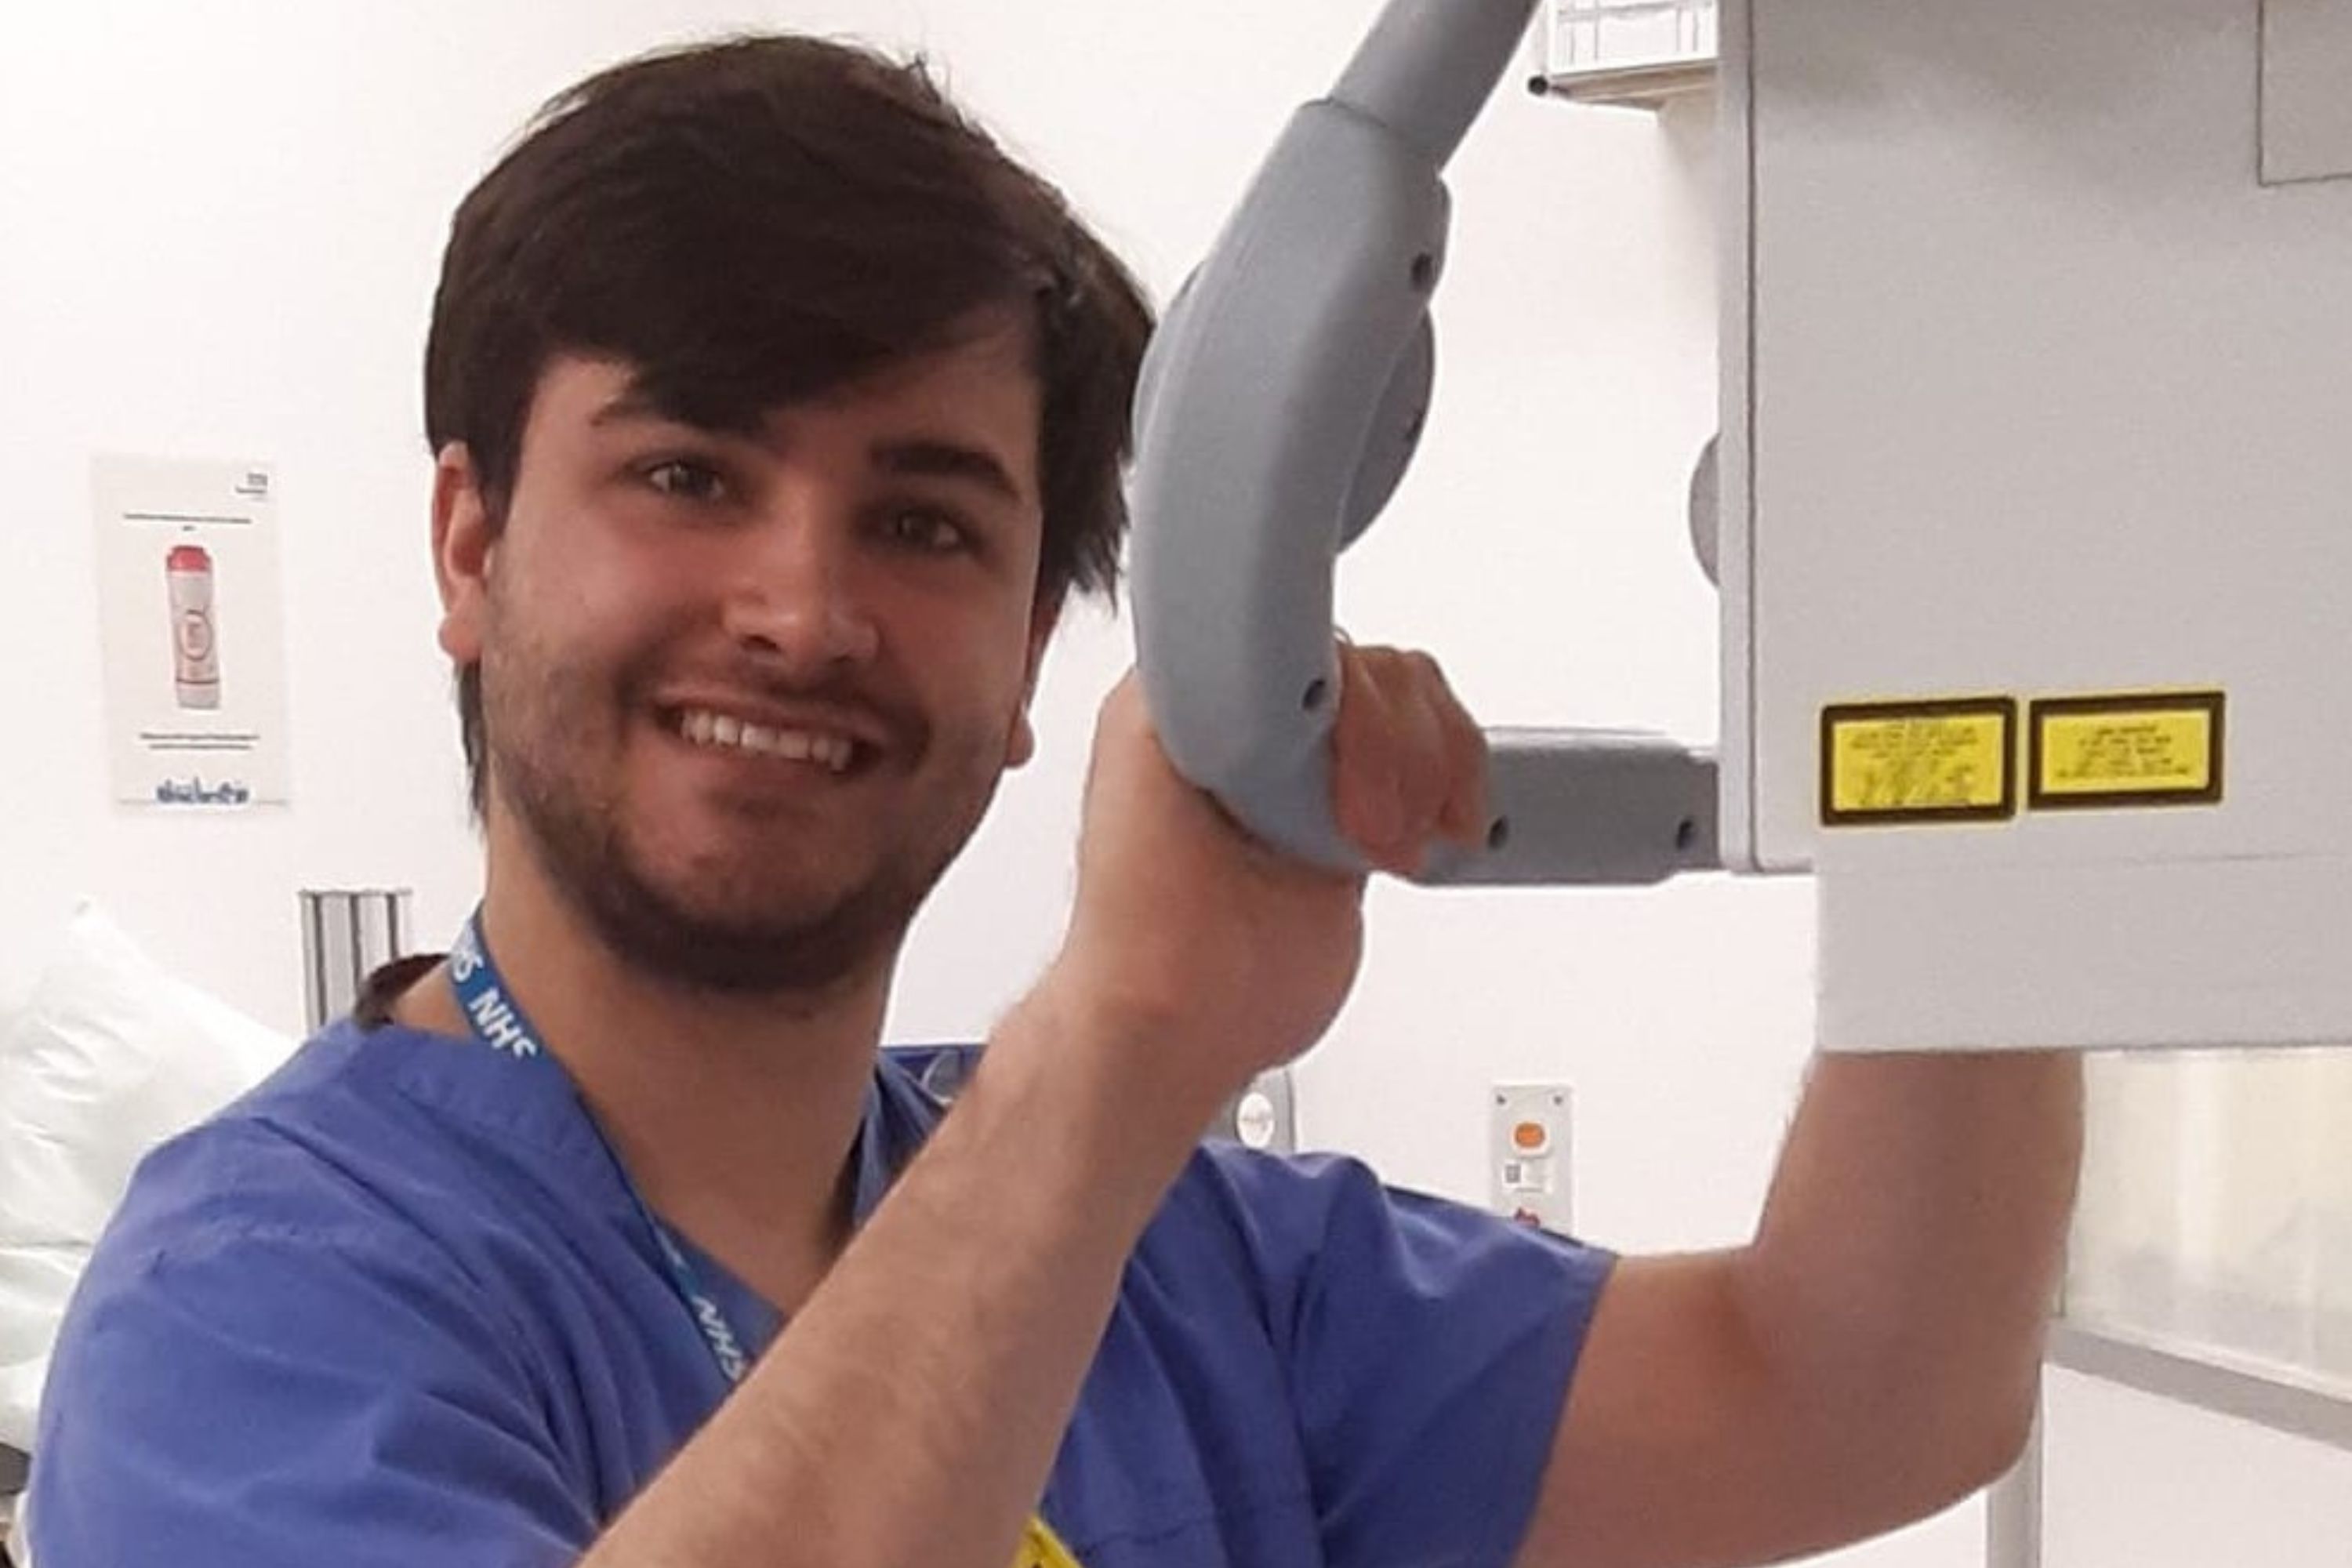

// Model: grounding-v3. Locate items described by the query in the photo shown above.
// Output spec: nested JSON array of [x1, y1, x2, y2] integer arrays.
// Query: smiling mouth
[[667, 706, 860, 774]]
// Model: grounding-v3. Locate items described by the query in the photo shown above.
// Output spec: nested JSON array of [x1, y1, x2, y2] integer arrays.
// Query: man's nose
[[717, 506, 882, 675]]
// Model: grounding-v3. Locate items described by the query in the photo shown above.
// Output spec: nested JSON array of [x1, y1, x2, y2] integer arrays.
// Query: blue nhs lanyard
[[448, 912, 754, 1384], [449, 913, 1088, 1568]]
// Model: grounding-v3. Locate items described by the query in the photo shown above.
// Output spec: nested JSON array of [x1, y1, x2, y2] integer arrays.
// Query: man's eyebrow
[[870, 438, 1028, 506], [589, 388, 701, 429]]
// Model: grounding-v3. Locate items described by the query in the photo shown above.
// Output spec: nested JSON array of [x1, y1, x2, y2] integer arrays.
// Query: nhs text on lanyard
[[447, 913, 1081, 1568]]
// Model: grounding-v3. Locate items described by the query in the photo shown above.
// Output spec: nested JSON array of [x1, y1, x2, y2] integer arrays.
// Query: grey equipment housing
[[1129, 0, 1718, 888]]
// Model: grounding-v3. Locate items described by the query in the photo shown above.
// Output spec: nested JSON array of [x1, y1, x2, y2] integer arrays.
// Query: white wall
[[8, 3, 2344, 1566]]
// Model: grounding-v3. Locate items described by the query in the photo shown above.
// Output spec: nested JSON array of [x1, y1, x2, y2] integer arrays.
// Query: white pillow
[[0, 902, 298, 1453]]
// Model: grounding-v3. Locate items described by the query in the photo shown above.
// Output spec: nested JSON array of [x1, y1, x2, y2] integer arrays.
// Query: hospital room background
[[3, 2, 2350, 1565]]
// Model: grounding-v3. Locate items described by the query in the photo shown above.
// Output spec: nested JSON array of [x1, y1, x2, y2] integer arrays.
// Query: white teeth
[[675, 708, 856, 772]]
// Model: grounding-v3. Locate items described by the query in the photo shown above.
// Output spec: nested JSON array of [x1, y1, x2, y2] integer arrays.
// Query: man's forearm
[[575, 655, 1459, 1566], [584, 978, 1217, 1568], [1734, 1051, 2084, 1492]]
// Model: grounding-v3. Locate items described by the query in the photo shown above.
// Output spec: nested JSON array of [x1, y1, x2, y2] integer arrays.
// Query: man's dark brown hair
[[423, 34, 1154, 815]]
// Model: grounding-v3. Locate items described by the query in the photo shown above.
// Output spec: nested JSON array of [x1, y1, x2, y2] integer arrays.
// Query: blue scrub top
[[31, 1017, 1613, 1566]]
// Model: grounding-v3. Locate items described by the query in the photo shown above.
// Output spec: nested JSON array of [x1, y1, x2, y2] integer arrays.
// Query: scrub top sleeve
[[29, 1225, 595, 1568], [1218, 1151, 1616, 1568]]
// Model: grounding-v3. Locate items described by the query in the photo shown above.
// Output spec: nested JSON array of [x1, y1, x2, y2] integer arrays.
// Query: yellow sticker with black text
[[2030, 691, 2224, 810], [1821, 698, 2018, 826]]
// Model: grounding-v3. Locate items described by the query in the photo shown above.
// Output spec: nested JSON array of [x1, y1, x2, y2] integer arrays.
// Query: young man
[[29, 34, 2082, 1568]]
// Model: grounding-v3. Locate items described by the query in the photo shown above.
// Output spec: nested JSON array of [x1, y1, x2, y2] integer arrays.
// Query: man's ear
[[432, 443, 496, 664], [1004, 590, 1066, 770]]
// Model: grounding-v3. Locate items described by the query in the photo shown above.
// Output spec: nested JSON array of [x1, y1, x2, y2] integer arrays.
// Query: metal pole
[[298, 887, 415, 1032], [1984, 1381, 2044, 1568]]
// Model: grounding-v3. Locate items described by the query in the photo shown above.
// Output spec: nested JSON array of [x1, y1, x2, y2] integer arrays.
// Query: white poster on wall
[[93, 455, 291, 808]]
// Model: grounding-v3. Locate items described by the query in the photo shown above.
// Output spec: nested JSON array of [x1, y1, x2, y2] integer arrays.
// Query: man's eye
[[644, 460, 728, 503], [885, 508, 971, 554]]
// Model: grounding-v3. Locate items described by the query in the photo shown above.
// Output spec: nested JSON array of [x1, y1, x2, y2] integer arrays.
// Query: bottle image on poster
[[167, 543, 222, 710]]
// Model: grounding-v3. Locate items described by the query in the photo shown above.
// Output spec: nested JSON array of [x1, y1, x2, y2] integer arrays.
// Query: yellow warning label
[[1821, 699, 2016, 825], [2030, 691, 2224, 809]]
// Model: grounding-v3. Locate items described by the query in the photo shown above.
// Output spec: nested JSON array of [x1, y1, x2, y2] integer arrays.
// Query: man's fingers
[[1333, 646, 1487, 874], [1334, 652, 1406, 853], [1428, 670, 1493, 849], [1385, 653, 1458, 862]]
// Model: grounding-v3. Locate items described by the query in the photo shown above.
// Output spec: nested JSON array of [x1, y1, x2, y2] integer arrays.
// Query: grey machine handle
[[1130, 0, 1719, 887]]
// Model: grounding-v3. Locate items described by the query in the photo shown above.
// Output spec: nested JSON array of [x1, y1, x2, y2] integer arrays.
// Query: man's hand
[[1044, 644, 1491, 1123]]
